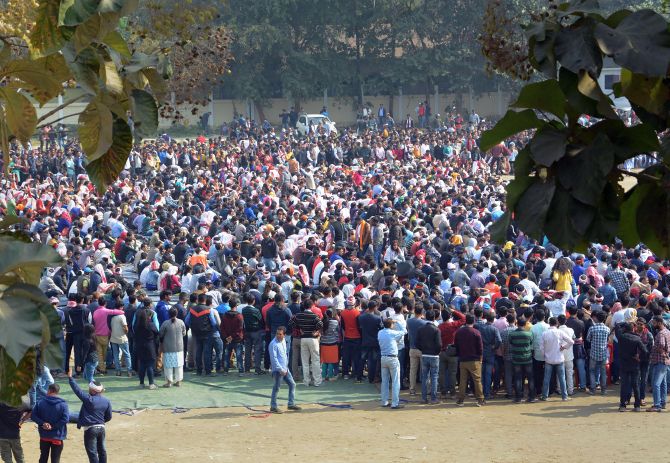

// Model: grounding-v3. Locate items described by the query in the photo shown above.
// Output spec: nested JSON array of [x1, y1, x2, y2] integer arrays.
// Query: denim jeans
[[83, 361, 98, 383], [620, 368, 641, 408], [640, 362, 650, 400], [244, 330, 264, 372], [194, 335, 214, 374], [211, 336, 224, 372], [482, 355, 495, 399], [224, 341, 244, 372], [589, 359, 607, 393], [84, 426, 107, 463], [380, 356, 401, 407], [271, 370, 296, 409], [513, 363, 535, 401], [262, 257, 277, 272], [651, 363, 669, 408], [420, 356, 439, 402], [575, 358, 587, 389], [543, 362, 567, 400], [342, 338, 362, 378], [111, 342, 132, 372], [361, 346, 380, 383]]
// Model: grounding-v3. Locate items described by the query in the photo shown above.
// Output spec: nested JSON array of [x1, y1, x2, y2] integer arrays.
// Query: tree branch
[[618, 167, 665, 184], [36, 95, 87, 124], [36, 112, 84, 130]]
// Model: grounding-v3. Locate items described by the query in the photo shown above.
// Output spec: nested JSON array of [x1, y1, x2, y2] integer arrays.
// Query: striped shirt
[[586, 323, 610, 361], [290, 311, 323, 337], [508, 329, 534, 365]]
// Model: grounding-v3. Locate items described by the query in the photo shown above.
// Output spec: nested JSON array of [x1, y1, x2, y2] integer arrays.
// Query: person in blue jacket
[[67, 370, 113, 463], [31, 383, 69, 463]]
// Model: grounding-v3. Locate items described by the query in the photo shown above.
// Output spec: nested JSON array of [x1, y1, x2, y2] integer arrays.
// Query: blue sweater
[[31, 395, 69, 440], [68, 377, 112, 429]]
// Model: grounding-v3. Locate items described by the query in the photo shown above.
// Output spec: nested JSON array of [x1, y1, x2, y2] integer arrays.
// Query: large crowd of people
[[1, 106, 670, 462]]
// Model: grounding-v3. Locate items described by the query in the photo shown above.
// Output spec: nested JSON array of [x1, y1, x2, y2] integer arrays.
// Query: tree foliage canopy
[[482, 0, 670, 257]]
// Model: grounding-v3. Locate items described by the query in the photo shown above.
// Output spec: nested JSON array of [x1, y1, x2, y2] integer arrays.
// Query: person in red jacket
[[340, 297, 362, 379], [438, 308, 466, 397], [221, 299, 245, 376]]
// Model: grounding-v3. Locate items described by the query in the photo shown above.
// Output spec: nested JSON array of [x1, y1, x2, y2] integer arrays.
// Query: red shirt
[[340, 308, 361, 339], [438, 310, 466, 349]]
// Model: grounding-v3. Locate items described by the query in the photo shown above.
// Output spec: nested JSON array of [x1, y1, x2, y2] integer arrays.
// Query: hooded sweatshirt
[[220, 310, 244, 342], [31, 395, 69, 441]]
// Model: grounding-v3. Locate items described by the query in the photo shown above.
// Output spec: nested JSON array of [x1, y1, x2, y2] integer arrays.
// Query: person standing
[[0, 402, 31, 463], [91, 304, 124, 376], [220, 299, 245, 376], [185, 293, 218, 376], [31, 384, 69, 463], [438, 308, 466, 398], [241, 293, 265, 375], [133, 303, 160, 390], [475, 311, 502, 400], [109, 312, 132, 377], [540, 317, 574, 401], [64, 296, 91, 376], [648, 315, 670, 412], [530, 309, 549, 396], [378, 317, 407, 409], [416, 309, 442, 404], [340, 298, 362, 380], [454, 314, 485, 406], [586, 310, 610, 395], [159, 307, 187, 387], [67, 372, 112, 463], [357, 301, 383, 384], [406, 306, 427, 394], [557, 315, 576, 395], [509, 317, 536, 403], [269, 327, 302, 413], [290, 300, 324, 387], [615, 321, 646, 412]]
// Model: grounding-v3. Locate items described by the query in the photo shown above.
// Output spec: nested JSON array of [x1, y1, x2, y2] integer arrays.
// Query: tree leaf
[[30, 0, 67, 58], [130, 89, 158, 139], [141, 68, 167, 101], [59, 0, 100, 26], [555, 18, 602, 75], [0, 236, 61, 286], [511, 79, 566, 121], [63, 45, 101, 95], [489, 211, 510, 245], [0, 346, 36, 407], [576, 70, 618, 119], [529, 26, 559, 78], [0, 89, 37, 146], [557, 132, 615, 206], [513, 179, 556, 239], [103, 31, 131, 59], [544, 186, 577, 248], [594, 9, 670, 77], [85, 117, 132, 193], [480, 109, 542, 152], [618, 69, 669, 116], [619, 182, 651, 246], [635, 184, 670, 257], [0, 286, 48, 364], [79, 99, 114, 161], [101, 59, 123, 94], [3, 58, 66, 106], [529, 127, 568, 166], [559, 68, 598, 120]]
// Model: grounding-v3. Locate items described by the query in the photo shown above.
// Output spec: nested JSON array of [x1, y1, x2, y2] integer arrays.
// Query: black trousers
[[65, 332, 83, 372], [39, 440, 63, 463]]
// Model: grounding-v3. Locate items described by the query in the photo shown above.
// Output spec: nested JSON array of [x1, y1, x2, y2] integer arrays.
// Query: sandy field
[[19, 389, 664, 463]]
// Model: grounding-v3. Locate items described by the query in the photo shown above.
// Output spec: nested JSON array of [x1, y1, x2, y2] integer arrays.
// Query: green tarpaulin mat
[[58, 373, 379, 411]]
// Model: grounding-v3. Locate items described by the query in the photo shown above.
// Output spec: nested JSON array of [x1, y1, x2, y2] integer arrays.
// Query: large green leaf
[[59, 0, 100, 26], [141, 68, 167, 100], [558, 68, 598, 120], [554, 18, 602, 75], [511, 79, 566, 121], [85, 117, 133, 193], [0, 237, 61, 286], [588, 120, 660, 162], [528, 22, 559, 77], [30, 0, 68, 58], [514, 179, 557, 239], [0, 346, 36, 407], [594, 9, 670, 77], [490, 211, 511, 245], [101, 59, 123, 94], [130, 89, 158, 139], [529, 127, 568, 166], [0, 286, 47, 364], [480, 109, 542, 152], [63, 45, 101, 95], [619, 182, 651, 246], [557, 133, 615, 206], [635, 183, 670, 257], [0, 89, 37, 146], [79, 99, 114, 161], [618, 69, 669, 116], [103, 31, 131, 59], [3, 58, 65, 106]]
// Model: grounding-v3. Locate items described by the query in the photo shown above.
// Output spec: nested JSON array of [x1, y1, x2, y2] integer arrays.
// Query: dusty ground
[[20, 390, 664, 463]]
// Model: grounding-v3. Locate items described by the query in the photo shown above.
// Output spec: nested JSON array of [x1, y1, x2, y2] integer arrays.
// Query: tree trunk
[[254, 100, 266, 122]]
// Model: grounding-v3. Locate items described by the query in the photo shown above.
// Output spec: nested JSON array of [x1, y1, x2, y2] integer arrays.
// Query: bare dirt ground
[[20, 390, 664, 463]]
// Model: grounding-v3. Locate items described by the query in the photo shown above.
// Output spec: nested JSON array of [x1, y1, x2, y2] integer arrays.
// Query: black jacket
[[0, 403, 28, 439], [615, 324, 647, 370], [416, 323, 442, 356]]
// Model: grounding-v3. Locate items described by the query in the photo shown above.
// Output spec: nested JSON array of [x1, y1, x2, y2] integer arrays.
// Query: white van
[[296, 113, 338, 136]]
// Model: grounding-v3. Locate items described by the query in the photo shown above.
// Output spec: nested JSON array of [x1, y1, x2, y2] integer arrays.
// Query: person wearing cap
[[67, 370, 112, 462]]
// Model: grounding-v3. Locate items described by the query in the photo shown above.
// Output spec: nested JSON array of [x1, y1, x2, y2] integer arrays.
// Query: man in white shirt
[[540, 317, 574, 401], [557, 315, 576, 395], [519, 271, 541, 297], [110, 313, 132, 377]]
